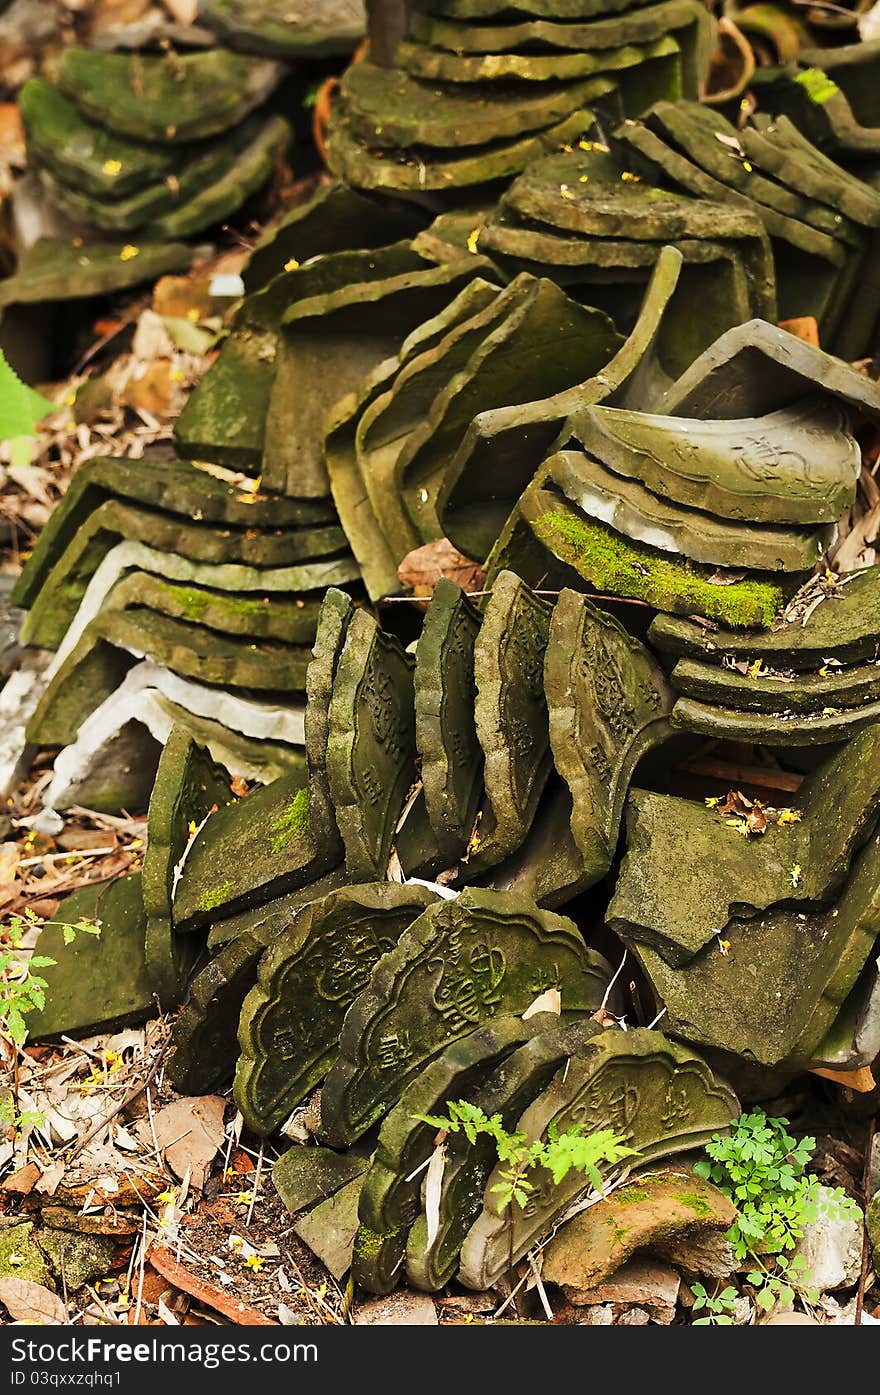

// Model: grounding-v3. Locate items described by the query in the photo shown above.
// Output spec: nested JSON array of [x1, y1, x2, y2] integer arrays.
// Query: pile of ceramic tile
[[199, 0, 366, 57], [613, 96, 880, 356], [751, 39, 880, 168], [28, 570, 880, 1290], [327, 0, 717, 197], [2, 4, 367, 321], [648, 565, 880, 745], [19, 47, 289, 241], [481, 283, 880, 630], [10, 452, 361, 810]]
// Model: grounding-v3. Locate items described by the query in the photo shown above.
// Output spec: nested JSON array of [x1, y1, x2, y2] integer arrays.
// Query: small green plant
[[1, 908, 101, 1133], [2, 907, 102, 1044], [691, 1282, 738, 1326], [0, 348, 54, 468], [695, 1110, 859, 1317], [418, 1099, 637, 1212], [746, 1253, 819, 1315], [695, 1111, 857, 1260]]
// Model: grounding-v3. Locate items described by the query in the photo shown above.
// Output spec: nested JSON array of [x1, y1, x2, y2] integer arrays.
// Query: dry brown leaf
[[424, 1142, 447, 1249], [0, 842, 19, 888], [161, 0, 199, 25], [1, 1162, 41, 1195], [34, 1162, 66, 1196], [138, 1096, 226, 1189], [778, 316, 820, 348], [523, 988, 562, 1019], [831, 502, 880, 573], [148, 1247, 276, 1326], [0, 103, 25, 167], [131, 309, 176, 363], [0, 1278, 66, 1325], [397, 538, 486, 597]]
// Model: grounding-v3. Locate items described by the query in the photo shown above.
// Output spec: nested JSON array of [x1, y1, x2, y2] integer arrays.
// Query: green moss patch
[[198, 879, 233, 913], [795, 68, 840, 105], [271, 786, 310, 854], [534, 510, 785, 629]]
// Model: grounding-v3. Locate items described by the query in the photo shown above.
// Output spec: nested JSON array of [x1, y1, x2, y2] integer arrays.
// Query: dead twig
[[67, 1033, 172, 1161], [854, 1116, 876, 1326]]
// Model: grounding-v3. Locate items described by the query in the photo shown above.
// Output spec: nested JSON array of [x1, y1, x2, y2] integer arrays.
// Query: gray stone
[[27, 874, 154, 1040], [304, 588, 354, 850], [327, 102, 607, 194], [39, 1230, 115, 1292], [792, 1188, 864, 1292], [397, 275, 622, 551], [353, 1014, 560, 1294], [810, 954, 880, 1071], [542, 1168, 737, 1295], [659, 314, 880, 421], [356, 279, 513, 581], [274, 1146, 370, 1218], [244, 180, 425, 293], [609, 724, 880, 967], [549, 448, 832, 572], [328, 276, 502, 599], [469, 572, 553, 870], [647, 565, 880, 671], [340, 61, 610, 149], [18, 496, 347, 650], [266, 251, 497, 499], [669, 654, 880, 713], [27, 611, 315, 748], [172, 773, 338, 932], [200, 0, 365, 58], [489, 483, 785, 630], [613, 110, 856, 331], [0, 236, 195, 312], [438, 244, 685, 562], [406, 1017, 606, 1292], [293, 1174, 363, 1279], [142, 729, 233, 1007], [581, 397, 860, 525], [166, 866, 348, 1095], [669, 694, 880, 746], [13, 452, 339, 604], [20, 78, 180, 199], [631, 824, 880, 1067]]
